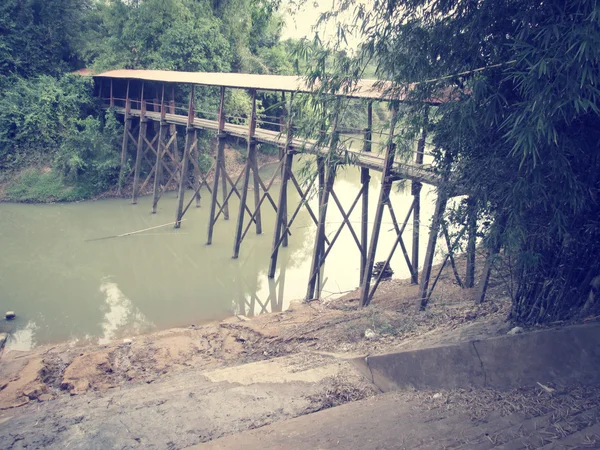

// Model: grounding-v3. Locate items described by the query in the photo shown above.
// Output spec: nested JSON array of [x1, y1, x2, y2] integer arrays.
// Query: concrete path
[[195, 391, 600, 449], [0, 353, 370, 449]]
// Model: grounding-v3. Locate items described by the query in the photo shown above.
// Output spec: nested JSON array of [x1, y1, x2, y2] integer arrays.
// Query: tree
[[307, 0, 600, 323]]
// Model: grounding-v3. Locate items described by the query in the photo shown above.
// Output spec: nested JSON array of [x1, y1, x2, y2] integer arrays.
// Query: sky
[[281, 0, 365, 49]]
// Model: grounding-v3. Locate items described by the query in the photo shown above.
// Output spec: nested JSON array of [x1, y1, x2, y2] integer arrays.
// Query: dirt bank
[[1, 256, 599, 448], [0, 254, 512, 410]]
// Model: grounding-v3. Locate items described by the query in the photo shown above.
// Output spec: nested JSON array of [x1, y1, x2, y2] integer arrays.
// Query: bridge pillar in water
[[411, 107, 428, 285], [131, 82, 146, 204], [118, 80, 131, 196], [359, 104, 399, 307], [175, 87, 196, 228], [207, 87, 227, 244], [233, 89, 260, 258], [360, 101, 373, 282]]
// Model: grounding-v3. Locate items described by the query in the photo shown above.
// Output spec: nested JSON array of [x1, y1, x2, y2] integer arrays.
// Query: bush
[[5, 168, 92, 202]]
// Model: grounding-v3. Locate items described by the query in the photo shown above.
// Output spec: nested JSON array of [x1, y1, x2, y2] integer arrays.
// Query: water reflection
[[98, 279, 154, 344], [5, 321, 38, 351]]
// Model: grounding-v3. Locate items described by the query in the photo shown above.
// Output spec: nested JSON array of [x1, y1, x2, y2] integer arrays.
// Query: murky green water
[[0, 156, 439, 350]]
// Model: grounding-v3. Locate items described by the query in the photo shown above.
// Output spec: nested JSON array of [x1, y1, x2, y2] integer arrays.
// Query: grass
[[3, 167, 94, 203]]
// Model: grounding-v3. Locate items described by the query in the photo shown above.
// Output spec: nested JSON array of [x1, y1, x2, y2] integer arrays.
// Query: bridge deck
[[113, 106, 442, 186]]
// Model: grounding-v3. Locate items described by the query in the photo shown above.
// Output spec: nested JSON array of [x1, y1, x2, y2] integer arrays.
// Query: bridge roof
[[94, 69, 418, 102]]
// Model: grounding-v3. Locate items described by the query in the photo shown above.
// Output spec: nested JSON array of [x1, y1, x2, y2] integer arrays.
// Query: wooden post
[[192, 129, 202, 207], [306, 106, 340, 300], [175, 86, 195, 228], [465, 197, 477, 288], [250, 91, 262, 235], [169, 86, 180, 196], [268, 151, 294, 278], [131, 82, 146, 204], [152, 86, 167, 214], [418, 190, 448, 309], [233, 89, 258, 258], [109, 79, 114, 107], [306, 160, 337, 300], [281, 92, 291, 248], [268, 93, 294, 277], [118, 80, 131, 196], [207, 87, 226, 244], [220, 91, 230, 221], [411, 108, 428, 284], [359, 103, 398, 307], [360, 100, 373, 280]]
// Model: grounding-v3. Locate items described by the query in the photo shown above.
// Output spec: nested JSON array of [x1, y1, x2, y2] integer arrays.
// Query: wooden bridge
[[94, 69, 481, 308]]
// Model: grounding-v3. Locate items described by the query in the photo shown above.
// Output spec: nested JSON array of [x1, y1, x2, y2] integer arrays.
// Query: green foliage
[[310, 0, 600, 323], [5, 168, 94, 202], [0, 74, 96, 169], [0, 0, 296, 202], [55, 111, 122, 191], [0, 74, 122, 199], [0, 0, 88, 77]]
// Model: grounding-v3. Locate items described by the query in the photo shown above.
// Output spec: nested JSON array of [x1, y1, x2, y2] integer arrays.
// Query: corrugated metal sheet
[[93, 69, 404, 101]]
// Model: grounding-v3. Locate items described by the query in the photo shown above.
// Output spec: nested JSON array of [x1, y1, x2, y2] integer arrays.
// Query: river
[[0, 155, 440, 351]]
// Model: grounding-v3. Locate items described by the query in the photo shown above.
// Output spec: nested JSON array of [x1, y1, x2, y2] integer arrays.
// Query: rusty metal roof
[[94, 69, 406, 101]]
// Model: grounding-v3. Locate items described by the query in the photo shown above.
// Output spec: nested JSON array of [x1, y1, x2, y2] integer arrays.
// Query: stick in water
[[85, 219, 186, 242]]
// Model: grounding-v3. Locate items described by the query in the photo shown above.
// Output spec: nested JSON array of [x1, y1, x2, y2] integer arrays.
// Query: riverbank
[[0, 143, 279, 203], [3, 258, 600, 448], [0, 255, 513, 410]]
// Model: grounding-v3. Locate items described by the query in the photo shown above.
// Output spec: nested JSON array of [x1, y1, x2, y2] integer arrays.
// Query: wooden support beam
[[152, 86, 166, 214], [418, 190, 448, 309], [465, 197, 477, 288], [268, 150, 294, 278], [306, 106, 340, 300], [110, 79, 114, 107], [131, 82, 146, 204], [412, 107, 428, 284], [191, 130, 202, 207], [281, 93, 293, 248], [233, 89, 258, 258], [366, 198, 416, 304], [306, 187, 364, 289], [118, 80, 131, 196], [169, 86, 181, 196], [175, 86, 195, 228], [441, 221, 465, 288], [207, 87, 226, 244], [359, 104, 399, 307], [361, 100, 372, 280], [306, 159, 337, 300]]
